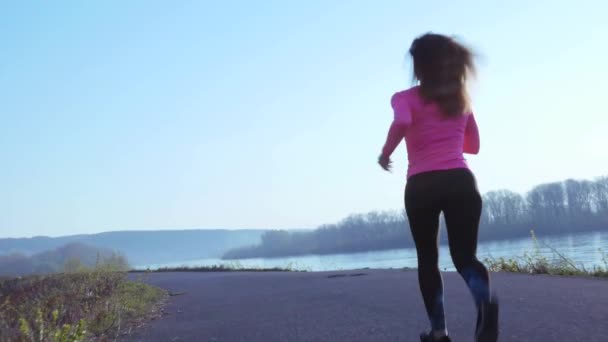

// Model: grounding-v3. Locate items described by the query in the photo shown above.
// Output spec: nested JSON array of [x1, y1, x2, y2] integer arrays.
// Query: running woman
[[378, 33, 499, 342]]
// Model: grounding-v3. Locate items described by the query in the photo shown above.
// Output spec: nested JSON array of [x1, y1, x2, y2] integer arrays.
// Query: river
[[139, 231, 608, 272]]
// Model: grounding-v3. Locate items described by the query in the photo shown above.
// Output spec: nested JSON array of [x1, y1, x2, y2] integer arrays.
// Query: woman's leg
[[405, 178, 446, 335], [442, 170, 498, 341], [443, 187, 490, 307]]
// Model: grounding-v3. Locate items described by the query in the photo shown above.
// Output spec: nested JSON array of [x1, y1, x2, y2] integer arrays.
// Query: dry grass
[[0, 267, 166, 341], [132, 263, 301, 273], [484, 231, 608, 278]]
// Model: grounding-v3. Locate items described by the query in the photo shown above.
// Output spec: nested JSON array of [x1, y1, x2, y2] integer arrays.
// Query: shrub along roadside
[[0, 259, 167, 341], [483, 231, 608, 278]]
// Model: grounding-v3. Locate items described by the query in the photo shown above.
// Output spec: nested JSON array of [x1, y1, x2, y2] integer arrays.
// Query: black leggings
[[405, 168, 490, 331]]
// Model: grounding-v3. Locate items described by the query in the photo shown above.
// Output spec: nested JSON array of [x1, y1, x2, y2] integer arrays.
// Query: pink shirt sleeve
[[463, 114, 480, 154], [381, 93, 412, 158]]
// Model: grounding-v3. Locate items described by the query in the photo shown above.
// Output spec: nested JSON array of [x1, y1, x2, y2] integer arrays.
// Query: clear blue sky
[[1, 1, 607, 238]]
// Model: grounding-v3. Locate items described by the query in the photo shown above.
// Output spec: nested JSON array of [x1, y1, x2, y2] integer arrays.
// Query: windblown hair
[[409, 33, 476, 117]]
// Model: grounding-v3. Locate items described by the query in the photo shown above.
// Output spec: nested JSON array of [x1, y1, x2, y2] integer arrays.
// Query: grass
[[483, 231, 608, 278], [0, 262, 167, 342], [132, 261, 306, 273]]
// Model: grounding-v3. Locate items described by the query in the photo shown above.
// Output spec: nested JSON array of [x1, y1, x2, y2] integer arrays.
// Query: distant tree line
[[223, 176, 608, 259]]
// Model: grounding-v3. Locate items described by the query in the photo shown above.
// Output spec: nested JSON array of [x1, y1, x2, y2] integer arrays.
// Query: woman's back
[[386, 86, 479, 178]]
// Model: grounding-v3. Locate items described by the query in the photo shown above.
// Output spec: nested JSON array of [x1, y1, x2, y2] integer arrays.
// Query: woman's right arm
[[463, 114, 480, 154]]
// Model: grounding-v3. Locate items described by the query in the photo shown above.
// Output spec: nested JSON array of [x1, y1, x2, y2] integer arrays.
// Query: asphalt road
[[124, 270, 608, 342]]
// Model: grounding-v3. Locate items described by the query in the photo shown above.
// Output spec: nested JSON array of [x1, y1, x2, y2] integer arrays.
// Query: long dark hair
[[409, 33, 475, 117]]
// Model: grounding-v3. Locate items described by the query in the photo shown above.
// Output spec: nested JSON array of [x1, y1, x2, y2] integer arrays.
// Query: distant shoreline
[[221, 228, 607, 260]]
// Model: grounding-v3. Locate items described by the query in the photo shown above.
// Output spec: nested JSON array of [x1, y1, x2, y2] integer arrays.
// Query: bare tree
[[484, 190, 526, 226], [593, 176, 608, 214], [526, 182, 567, 227], [564, 179, 594, 224]]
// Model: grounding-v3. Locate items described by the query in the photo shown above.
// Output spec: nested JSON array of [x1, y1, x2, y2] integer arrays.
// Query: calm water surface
[[140, 231, 608, 272]]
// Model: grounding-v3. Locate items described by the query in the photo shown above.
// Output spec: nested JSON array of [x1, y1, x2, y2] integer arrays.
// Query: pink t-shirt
[[381, 86, 480, 178]]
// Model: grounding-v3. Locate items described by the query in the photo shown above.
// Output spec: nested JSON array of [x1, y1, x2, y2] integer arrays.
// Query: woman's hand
[[378, 154, 392, 172]]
